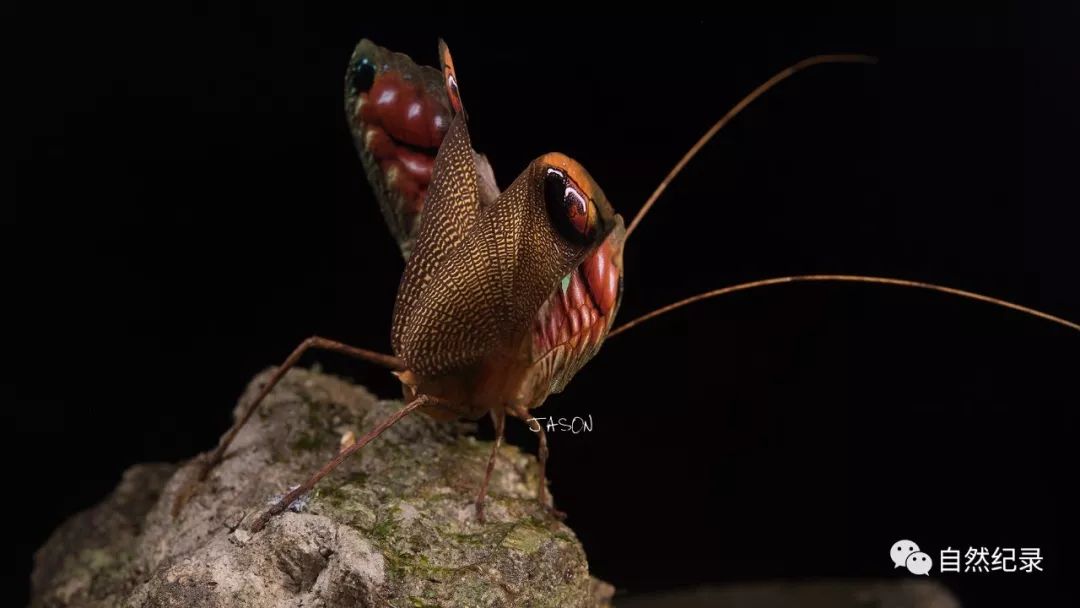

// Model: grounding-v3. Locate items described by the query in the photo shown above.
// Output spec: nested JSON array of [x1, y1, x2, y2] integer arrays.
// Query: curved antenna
[[607, 274, 1080, 338], [624, 54, 877, 240], [616, 57, 1077, 337]]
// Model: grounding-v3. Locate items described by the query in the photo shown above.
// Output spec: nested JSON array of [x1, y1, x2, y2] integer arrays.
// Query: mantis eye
[[351, 57, 376, 92], [543, 167, 595, 244]]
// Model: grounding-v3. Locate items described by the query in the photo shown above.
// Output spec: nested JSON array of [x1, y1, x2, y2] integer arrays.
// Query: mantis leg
[[172, 336, 406, 516], [513, 409, 566, 520], [474, 409, 505, 523], [251, 393, 433, 532]]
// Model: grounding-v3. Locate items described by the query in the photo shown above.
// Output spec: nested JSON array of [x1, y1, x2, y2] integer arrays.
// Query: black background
[[11, 5, 1077, 606]]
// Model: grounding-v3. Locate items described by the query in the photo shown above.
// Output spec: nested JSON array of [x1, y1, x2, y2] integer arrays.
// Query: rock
[[30, 367, 614, 608]]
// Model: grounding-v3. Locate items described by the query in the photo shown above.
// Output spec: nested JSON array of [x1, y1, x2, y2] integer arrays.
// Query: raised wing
[[386, 41, 624, 414], [392, 42, 490, 373], [395, 151, 620, 382], [344, 39, 450, 258]]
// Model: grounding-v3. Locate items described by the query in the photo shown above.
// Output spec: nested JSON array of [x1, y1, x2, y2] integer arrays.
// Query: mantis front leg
[[251, 393, 434, 532], [171, 336, 406, 516]]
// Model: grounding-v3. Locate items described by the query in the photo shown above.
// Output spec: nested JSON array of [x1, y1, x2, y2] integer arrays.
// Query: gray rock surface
[[31, 367, 613, 607], [29, 367, 963, 608]]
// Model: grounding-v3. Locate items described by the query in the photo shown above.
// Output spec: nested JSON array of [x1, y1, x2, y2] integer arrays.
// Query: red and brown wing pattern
[[368, 39, 626, 412], [529, 214, 626, 399], [345, 39, 451, 259]]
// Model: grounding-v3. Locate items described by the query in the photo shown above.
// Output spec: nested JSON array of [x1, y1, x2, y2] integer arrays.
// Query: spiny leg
[[514, 409, 566, 520], [474, 409, 505, 523], [171, 336, 406, 516], [251, 394, 434, 532]]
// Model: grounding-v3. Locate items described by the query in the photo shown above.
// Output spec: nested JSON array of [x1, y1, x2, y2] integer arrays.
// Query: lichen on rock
[[31, 367, 614, 607]]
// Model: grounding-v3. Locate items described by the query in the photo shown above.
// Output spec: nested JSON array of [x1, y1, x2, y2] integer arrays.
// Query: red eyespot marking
[[396, 147, 435, 182], [530, 232, 623, 377], [353, 70, 450, 233], [360, 72, 447, 148], [582, 237, 621, 316]]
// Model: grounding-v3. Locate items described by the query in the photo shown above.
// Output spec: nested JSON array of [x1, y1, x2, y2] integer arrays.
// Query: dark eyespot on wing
[[543, 167, 593, 245], [351, 57, 376, 92]]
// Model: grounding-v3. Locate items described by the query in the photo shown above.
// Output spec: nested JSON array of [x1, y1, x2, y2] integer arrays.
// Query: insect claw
[[266, 485, 310, 513]]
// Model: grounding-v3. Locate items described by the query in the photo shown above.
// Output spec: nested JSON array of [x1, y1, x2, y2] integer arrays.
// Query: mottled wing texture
[[345, 40, 451, 259], [393, 161, 592, 378], [392, 114, 485, 372]]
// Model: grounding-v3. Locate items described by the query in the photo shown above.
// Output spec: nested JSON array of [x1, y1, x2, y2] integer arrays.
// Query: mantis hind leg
[[513, 408, 566, 520], [250, 393, 433, 532], [473, 409, 505, 523], [171, 336, 406, 517]]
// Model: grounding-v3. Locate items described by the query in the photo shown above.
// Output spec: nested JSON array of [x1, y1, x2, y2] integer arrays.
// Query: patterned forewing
[[394, 164, 583, 377], [392, 115, 483, 368]]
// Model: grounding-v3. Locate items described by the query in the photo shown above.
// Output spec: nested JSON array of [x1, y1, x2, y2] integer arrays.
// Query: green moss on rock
[[30, 367, 613, 608]]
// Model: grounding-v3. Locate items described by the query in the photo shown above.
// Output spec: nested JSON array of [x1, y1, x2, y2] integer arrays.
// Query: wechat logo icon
[[891, 539, 933, 575]]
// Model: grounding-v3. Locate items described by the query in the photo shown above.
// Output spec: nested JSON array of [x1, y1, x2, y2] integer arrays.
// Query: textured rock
[[31, 367, 613, 608]]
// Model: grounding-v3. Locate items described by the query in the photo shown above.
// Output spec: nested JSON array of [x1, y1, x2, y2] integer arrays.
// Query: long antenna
[[616, 56, 1076, 337], [607, 274, 1080, 338], [624, 53, 877, 240]]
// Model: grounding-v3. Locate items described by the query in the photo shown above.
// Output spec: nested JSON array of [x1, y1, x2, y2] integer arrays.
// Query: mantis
[[170, 38, 1078, 534]]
